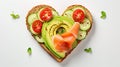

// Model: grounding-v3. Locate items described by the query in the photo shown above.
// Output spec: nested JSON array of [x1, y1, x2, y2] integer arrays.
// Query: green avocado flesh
[[42, 16, 74, 58]]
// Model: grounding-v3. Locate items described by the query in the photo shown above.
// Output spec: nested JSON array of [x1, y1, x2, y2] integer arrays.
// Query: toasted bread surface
[[26, 4, 93, 62]]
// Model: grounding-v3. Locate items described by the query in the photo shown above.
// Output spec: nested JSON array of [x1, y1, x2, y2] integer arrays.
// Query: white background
[[0, 0, 120, 67]]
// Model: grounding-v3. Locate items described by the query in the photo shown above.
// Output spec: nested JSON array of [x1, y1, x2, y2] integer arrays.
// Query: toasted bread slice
[[26, 4, 93, 62]]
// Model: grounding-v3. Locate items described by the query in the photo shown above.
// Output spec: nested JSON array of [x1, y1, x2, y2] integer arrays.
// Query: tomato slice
[[72, 9, 85, 23], [32, 20, 42, 34], [40, 7, 53, 22]]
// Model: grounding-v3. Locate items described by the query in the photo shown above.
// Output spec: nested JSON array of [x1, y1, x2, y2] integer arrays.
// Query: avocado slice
[[42, 16, 74, 58]]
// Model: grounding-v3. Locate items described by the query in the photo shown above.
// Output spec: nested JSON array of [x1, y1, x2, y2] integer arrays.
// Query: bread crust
[[26, 4, 93, 62]]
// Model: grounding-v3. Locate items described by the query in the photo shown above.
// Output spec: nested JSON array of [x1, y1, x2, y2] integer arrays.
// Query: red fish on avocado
[[53, 22, 80, 52]]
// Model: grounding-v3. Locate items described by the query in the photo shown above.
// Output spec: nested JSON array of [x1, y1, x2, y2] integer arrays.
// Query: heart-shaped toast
[[26, 4, 93, 62]]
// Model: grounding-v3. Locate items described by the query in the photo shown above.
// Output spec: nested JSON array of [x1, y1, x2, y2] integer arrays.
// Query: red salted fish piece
[[53, 22, 80, 52]]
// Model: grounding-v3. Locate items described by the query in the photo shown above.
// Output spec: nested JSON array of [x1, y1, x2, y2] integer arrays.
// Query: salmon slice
[[52, 35, 64, 46], [52, 35, 70, 52], [61, 32, 75, 48], [70, 22, 80, 38], [53, 22, 80, 52]]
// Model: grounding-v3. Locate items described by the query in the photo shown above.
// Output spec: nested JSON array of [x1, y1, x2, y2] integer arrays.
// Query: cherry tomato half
[[72, 9, 85, 23], [40, 7, 53, 22], [32, 20, 42, 34]]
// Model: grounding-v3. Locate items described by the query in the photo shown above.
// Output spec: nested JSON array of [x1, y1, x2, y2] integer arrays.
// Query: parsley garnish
[[100, 11, 106, 19], [84, 48, 92, 53], [10, 12, 20, 19], [57, 28, 65, 34], [27, 47, 32, 55]]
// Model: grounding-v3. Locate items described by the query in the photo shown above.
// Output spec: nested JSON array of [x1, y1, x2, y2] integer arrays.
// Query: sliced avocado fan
[[42, 16, 74, 58]]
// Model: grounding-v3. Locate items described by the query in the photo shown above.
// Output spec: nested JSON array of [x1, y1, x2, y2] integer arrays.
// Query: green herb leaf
[[56, 28, 65, 34], [100, 11, 106, 19], [10, 12, 20, 19], [84, 48, 92, 53], [27, 47, 32, 55]]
